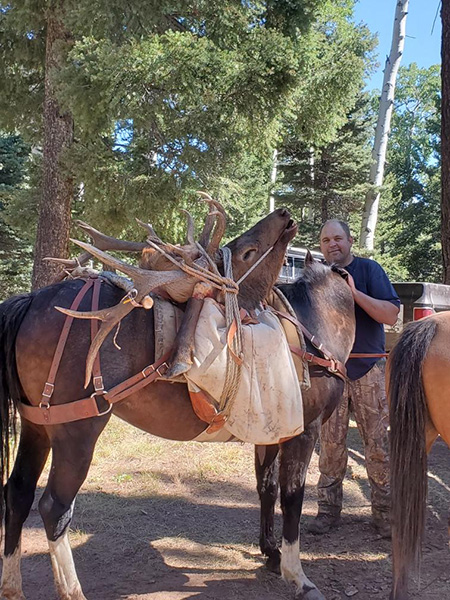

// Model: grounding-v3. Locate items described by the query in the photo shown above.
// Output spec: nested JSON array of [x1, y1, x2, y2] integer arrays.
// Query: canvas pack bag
[[184, 298, 304, 444]]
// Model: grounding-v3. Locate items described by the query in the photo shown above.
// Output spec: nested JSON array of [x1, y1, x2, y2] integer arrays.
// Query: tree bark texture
[[442, 0, 450, 284], [359, 0, 409, 250], [32, 10, 74, 290]]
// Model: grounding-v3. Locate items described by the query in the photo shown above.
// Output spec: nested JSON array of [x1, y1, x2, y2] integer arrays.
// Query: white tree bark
[[359, 0, 409, 250], [269, 148, 278, 212]]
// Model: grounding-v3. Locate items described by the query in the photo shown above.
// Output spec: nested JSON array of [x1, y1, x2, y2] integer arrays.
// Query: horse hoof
[[295, 586, 325, 600]]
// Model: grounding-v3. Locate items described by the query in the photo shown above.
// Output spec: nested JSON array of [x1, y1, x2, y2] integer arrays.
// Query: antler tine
[[56, 302, 136, 388], [206, 211, 227, 257], [76, 220, 148, 253], [180, 209, 196, 245], [70, 239, 188, 290], [57, 241, 188, 386], [135, 218, 164, 244], [43, 251, 92, 269], [196, 191, 229, 220], [198, 204, 216, 249]]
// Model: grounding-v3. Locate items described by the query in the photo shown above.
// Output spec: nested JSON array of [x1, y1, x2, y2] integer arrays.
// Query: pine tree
[[0, 0, 373, 284], [273, 92, 375, 248], [0, 134, 33, 296]]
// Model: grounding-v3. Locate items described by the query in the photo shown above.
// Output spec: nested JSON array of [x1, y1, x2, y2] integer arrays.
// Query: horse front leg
[[279, 420, 324, 600], [255, 444, 280, 572], [39, 419, 108, 600], [1, 421, 50, 600]]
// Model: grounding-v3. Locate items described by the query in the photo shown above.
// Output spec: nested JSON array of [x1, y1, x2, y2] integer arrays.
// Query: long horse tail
[[388, 316, 437, 600], [0, 292, 35, 507]]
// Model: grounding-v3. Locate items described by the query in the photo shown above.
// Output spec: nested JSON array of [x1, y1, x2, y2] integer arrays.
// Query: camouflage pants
[[317, 360, 390, 519]]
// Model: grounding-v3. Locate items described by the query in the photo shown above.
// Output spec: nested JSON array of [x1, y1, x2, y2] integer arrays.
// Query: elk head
[[225, 208, 298, 311]]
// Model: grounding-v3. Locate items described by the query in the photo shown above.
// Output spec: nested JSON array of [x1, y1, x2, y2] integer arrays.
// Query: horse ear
[[304, 250, 314, 267]]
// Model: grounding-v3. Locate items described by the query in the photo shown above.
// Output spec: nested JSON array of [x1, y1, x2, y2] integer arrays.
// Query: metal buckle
[[142, 362, 169, 378], [141, 365, 156, 378], [328, 359, 338, 373], [39, 400, 50, 409], [42, 382, 54, 398], [156, 362, 169, 377], [310, 336, 323, 351], [93, 375, 104, 392]]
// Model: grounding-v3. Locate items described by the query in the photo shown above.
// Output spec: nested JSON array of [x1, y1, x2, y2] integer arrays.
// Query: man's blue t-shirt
[[345, 256, 400, 381]]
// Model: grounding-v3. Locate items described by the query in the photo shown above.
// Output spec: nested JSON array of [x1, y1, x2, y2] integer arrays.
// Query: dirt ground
[[5, 417, 449, 600]]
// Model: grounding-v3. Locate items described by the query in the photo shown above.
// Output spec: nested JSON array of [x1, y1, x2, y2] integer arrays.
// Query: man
[[308, 219, 400, 538]]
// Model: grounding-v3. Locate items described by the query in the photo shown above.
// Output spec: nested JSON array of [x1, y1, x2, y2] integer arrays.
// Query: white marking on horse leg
[[1, 544, 25, 600], [48, 532, 86, 600], [281, 539, 317, 596]]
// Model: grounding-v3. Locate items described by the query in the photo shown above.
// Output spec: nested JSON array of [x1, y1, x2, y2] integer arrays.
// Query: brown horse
[[0, 211, 356, 600], [388, 312, 450, 600]]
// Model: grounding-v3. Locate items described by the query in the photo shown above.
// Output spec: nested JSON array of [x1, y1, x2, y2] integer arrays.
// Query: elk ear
[[304, 250, 314, 266]]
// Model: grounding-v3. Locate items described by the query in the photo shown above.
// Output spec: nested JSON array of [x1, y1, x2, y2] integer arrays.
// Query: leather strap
[[91, 277, 104, 392], [270, 308, 347, 382], [39, 279, 95, 405], [19, 276, 171, 425], [18, 353, 171, 425], [289, 345, 347, 383]]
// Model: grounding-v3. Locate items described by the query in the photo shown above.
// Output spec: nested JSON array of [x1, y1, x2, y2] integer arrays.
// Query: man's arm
[[346, 273, 400, 326]]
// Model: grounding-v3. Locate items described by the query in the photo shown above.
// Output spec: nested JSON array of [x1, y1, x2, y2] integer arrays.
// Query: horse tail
[[388, 316, 437, 599], [0, 293, 35, 503]]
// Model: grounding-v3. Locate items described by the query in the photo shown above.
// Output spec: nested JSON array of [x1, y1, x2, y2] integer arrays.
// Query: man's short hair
[[320, 219, 352, 239]]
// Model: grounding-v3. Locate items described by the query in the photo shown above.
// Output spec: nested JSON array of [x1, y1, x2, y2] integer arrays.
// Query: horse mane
[[277, 260, 353, 356], [279, 260, 342, 305]]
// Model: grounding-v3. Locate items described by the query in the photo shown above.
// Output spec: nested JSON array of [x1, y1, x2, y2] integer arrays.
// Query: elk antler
[[75, 221, 149, 253], [44, 222, 149, 281], [135, 219, 165, 245], [56, 238, 191, 386], [196, 192, 228, 257], [180, 209, 196, 245]]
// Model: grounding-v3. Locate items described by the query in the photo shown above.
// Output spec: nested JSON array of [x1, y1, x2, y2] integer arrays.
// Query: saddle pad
[[265, 287, 310, 390], [185, 298, 304, 445]]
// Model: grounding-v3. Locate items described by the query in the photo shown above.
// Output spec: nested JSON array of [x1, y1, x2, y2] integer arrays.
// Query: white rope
[[219, 247, 243, 414], [235, 245, 274, 285]]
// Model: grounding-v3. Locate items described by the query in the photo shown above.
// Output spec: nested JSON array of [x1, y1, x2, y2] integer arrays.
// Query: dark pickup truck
[[385, 282, 450, 351]]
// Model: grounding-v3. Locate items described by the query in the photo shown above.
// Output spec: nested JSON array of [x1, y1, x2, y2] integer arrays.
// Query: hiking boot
[[307, 513, 341, 535], [373, 516, 391, 539]]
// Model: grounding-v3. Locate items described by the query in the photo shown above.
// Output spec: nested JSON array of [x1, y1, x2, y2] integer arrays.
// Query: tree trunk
[[268, 149, 278, 212], [359, 0, 409, 250], [442, 0, 450, 283], [32, 10, 74, 290]]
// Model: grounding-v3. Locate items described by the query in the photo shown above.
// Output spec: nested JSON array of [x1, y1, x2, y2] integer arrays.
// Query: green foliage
[[0, 0, 374, 283], [0, 135, 33, 296], [375, 64, 442, 282], [274, 91, 375, 249]]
